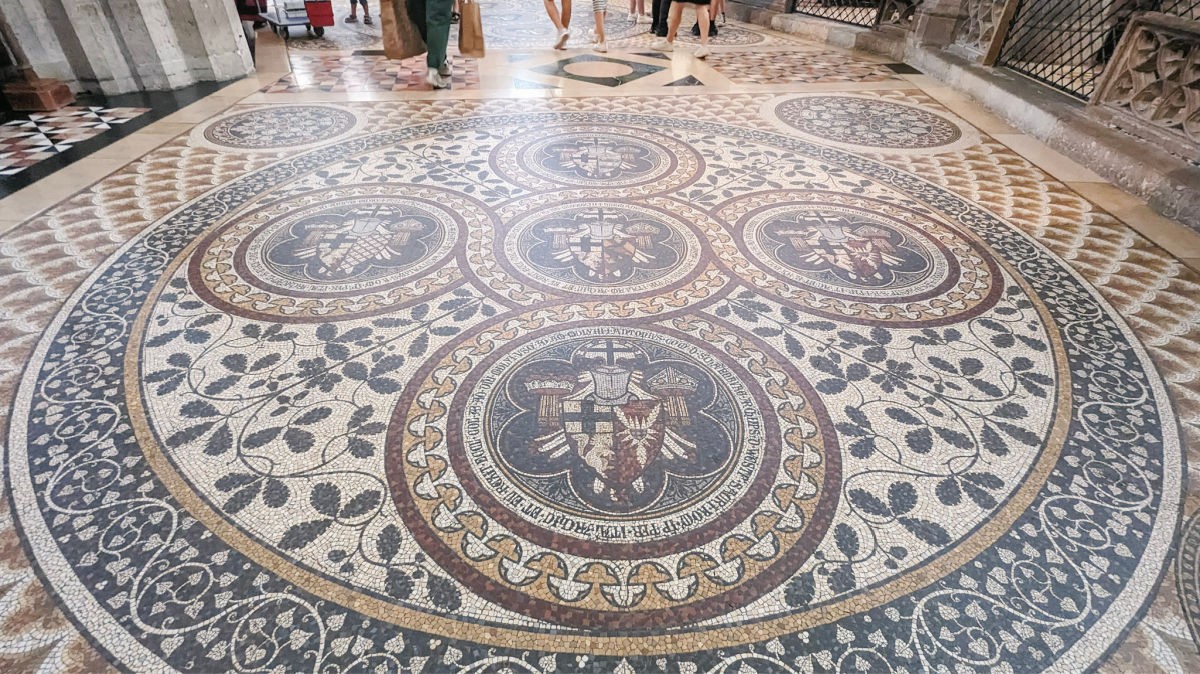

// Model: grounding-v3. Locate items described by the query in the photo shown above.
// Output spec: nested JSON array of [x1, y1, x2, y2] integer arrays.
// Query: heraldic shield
[[562, 398, 668, 506]]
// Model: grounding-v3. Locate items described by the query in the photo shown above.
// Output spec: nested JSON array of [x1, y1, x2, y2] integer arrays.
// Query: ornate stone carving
[[1091, 12, 1200, 162], [954, 0, 1014, 59], [877, 0, 924, 28]]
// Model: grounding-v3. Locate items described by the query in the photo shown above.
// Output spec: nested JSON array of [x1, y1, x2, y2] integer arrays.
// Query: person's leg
[[694, 4, 710, 56], [361, 0, 372, 24], [543, 0, 565, 30], [347, 0, 358, 20], [592, 0, 606, 48], [426, 0, 452, 86], [665, 0, 683, 41], [655, 0, 671, 36]]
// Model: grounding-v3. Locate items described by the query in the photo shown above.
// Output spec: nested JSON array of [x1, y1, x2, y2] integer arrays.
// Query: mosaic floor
[[2, 8, 1200, 674], [0, 106, 148, 176]]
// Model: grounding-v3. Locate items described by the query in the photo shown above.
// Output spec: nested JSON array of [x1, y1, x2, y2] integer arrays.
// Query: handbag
[[380, 0, 427, 60], [458, 0, 485, 59]]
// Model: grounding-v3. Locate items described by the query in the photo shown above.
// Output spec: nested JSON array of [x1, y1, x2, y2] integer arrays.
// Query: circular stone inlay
[[202, 105, 359, 149], [501, 200, 703, 296], [190, 184, 470, 321], [391, 323, 836, 628], [468, 333, 764, 530], [775, 96, 964, 149], [491, 123, 702, 192], [716, 191, 1002, 325], [563, 61, 636, 78]]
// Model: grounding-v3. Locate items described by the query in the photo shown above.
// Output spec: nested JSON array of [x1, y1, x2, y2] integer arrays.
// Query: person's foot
[[631, 12, 639, 23], [363, 14, 373, 24], [345, 14, 358, 22], [451, 11, 460, 23], [555, 28, 570, 49], [710, 21, 718, 36], [426, 68, 449, 89], [650, 38, 673, 52], [694, 45, 710, 59], [439, 58, 453, 77], [593, 40, 608, 53]]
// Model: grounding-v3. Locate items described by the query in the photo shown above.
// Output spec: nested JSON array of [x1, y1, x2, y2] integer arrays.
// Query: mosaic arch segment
[[6, 106, 1180, 672]]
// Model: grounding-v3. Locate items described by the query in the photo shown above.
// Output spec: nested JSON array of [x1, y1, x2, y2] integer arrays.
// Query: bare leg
[[563, 0, 572, 28], [696, 5, 708, 45], [665, 1, 684, 41], [543, 0, 565, 30], [594, 10, 606, 43]]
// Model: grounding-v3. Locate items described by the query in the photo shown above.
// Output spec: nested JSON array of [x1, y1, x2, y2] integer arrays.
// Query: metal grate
[[998, 0, 1200, 100], [792, 0, 881, 28]]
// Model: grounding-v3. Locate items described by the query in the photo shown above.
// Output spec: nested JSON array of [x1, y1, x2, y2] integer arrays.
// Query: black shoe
[[691, 22, 700, 36], [451, 11, 460, 23], [711, 20, 718, 36]]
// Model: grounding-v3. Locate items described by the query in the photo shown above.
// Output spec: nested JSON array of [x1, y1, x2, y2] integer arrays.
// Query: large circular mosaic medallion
[[200, 105, 361, 149], [769, 94, 979, 154], [7, 108, 1181, 672], [390, 323, 835, 628], [491, 123, 702, 193], [500, 200, 703, 296], [715, 190, 1002, 325], [190, 184, 470, 320]]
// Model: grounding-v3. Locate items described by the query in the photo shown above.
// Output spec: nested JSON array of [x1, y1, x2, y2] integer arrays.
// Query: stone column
[[0, 1, 75, 85], [909, 0, 970, 49], [0, 0, 253, 96], [0, 4, 75, 110], [162, 0, 254, 82]]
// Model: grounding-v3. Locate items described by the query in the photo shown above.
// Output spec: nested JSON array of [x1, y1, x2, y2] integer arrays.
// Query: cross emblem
[[591, 339, 638, 365], [561, 400, 610, 433]]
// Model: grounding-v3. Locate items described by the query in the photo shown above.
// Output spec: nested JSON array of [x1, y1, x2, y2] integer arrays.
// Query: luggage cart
[[260, 0, 334, 39]]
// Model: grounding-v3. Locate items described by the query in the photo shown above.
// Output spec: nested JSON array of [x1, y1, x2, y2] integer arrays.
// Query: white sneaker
[[650, 38, 673, 52], [631, 13, 639, 23], [593, 40, 608, 53], [425, 68, 449, 89], [438, 58, 453, 77], [555, 28, 570, 49], [694, 46, 710, 59]]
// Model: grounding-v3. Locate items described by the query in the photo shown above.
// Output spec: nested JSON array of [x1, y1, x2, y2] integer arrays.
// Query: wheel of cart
[[305, 1, 334, 37], [258, 0, 332, 41]]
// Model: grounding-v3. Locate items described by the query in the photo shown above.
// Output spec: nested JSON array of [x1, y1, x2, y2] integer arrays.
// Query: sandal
[[345, 14, 358, 22], [363, 14, 373, 24]]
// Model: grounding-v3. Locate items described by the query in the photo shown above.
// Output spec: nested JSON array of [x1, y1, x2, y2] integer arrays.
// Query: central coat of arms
[[522, 339, 704, 509]]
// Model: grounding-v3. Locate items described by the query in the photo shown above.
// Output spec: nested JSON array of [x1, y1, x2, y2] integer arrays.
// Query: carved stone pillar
[[0, 0, 251, 96], [0, 6, 74, 110]]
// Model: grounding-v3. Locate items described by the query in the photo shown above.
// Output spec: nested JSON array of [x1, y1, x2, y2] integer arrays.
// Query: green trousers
[[424, 0, 453, 68]]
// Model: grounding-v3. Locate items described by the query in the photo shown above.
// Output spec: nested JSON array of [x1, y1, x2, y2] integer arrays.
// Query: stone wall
[[0, 0, 253, 95]]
